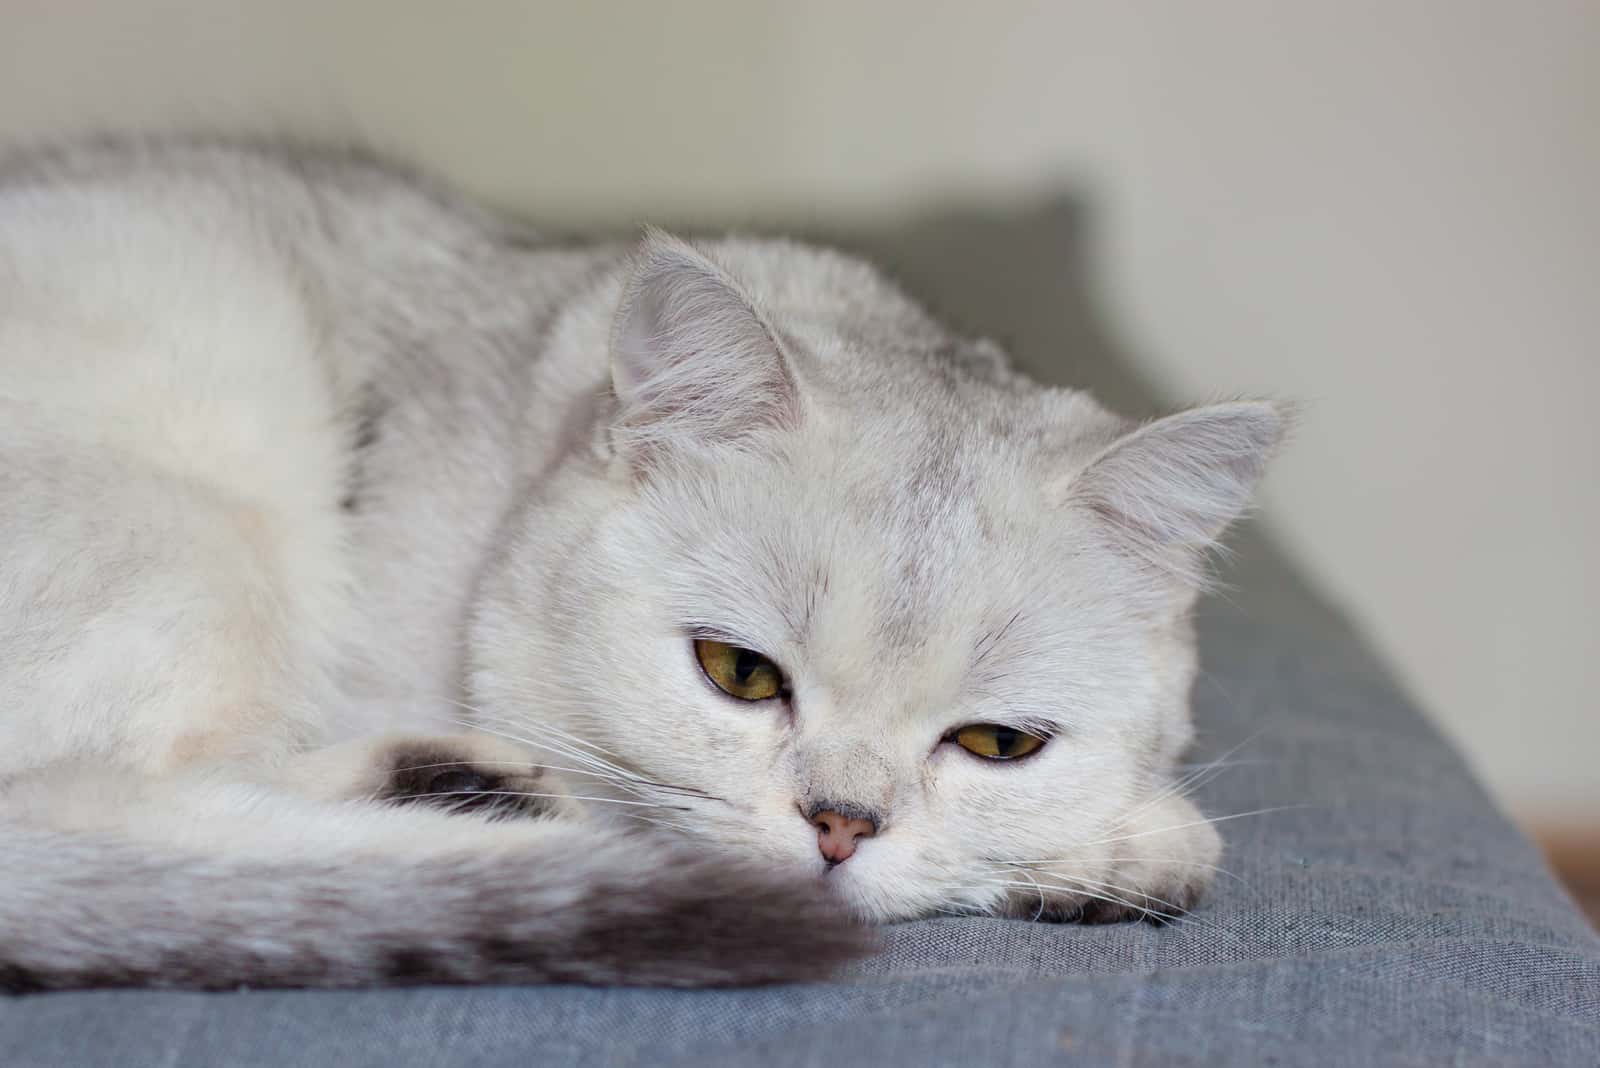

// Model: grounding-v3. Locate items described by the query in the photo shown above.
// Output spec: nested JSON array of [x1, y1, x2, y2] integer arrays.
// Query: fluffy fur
[[0, 139, 1285, 990]]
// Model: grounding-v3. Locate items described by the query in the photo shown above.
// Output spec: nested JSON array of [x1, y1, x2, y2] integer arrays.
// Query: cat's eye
[[693, 639, 785, 701], [951, 724, 1047, 761]]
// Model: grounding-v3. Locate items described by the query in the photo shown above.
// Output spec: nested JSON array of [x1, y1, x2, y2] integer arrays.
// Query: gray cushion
[[5, 206, 1597, 1066], [7, 557, 1597, 1066]]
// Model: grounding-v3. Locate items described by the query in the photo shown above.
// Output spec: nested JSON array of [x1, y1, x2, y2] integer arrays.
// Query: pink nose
[[813, 809, 877, 863]]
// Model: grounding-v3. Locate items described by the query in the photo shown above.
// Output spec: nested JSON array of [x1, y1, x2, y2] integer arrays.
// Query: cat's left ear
[[1068, 400, 1290, 579], [609, 230, 797, 465]]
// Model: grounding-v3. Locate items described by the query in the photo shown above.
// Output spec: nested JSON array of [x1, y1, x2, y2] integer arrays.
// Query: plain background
[[1, 0, 1594, 836]]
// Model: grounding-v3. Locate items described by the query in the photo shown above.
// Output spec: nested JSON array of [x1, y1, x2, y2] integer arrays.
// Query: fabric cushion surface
[[6, 538, 1596, 1067], [4, 206, 1598, 1066]]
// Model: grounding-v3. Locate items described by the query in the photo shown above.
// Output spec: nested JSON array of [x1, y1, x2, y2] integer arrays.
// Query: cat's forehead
[[634, 268, 1128, 661], [831, 432, 1000, 633], [657, 415, 1060, 657]]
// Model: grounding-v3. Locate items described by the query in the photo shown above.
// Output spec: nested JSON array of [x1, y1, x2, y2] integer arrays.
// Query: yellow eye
[[693, 639, 785, 701], [952, 724, 1047, 760]]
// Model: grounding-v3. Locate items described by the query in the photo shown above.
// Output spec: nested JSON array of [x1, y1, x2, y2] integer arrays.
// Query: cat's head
[[470, 231, 1285, 923]]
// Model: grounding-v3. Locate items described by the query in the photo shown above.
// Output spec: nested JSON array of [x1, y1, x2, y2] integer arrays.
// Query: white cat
[[0, 139, 1284, 990]]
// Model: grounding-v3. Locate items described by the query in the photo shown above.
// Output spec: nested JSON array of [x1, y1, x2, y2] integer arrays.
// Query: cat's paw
[[374, 735, 553, 819], [1002, 792, 1221, 926], [1092, 791, 1220, 925], [281, 733, 555, 819]]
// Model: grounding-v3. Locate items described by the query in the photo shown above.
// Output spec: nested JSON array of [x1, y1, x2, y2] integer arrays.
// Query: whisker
[[452, 716, 625, 775], [985, 855, 1248, 886], [1172, 758, 1274, 771], [926, 903, 981, 918], [391, 759, 631, 779], [441, 696, 626, 760], [1099, 856, 1248, 887], [1021, 870, 1222, 931], [952, 879, 1187, 925], [1120, 729, 1271, 829], [448, 714, 628, 782], [409, 789, 689, 811], [384, 759, 697, 799], [1082, 804, 1306, 848], [450, 715, 723, 803], [444, 716, 646, 787], [618, 811, 684, 831], [354, 688, 721, 803], [1015, 866, 1047, 922]]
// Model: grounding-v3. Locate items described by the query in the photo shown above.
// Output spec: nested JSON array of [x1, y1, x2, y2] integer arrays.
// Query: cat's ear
[[609, 230, 796, 463], [1068, 400, 1289, 579]]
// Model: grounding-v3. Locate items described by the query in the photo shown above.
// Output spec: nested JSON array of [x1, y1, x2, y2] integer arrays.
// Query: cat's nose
[[811, 807, 878, 864]]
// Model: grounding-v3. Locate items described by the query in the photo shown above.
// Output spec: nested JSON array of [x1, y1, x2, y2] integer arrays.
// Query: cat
[[0, 138, 1285, 991]]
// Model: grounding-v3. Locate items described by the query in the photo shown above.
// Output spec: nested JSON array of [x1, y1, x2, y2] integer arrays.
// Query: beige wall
[[3, 1, 1595, 827]]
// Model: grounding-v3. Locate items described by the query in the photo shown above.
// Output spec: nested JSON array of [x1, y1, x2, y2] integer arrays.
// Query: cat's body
[[0, 140, 1282, 991]]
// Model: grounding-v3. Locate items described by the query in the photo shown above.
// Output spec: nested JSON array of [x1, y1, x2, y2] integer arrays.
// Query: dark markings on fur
[[869, 428, 980, 648], [972, 609, 1024, 668], [380, 948, 436, 983], [0, 822, 872, 992], [379, 746, 550, 820], [340, 387, 387, 512], [1005, 876, 1203, 926], [0, 963, 44, 995], [802, 798, 881, 829]]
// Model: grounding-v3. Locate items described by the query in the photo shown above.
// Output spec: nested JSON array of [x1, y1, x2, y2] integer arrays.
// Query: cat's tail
[[0, 780, 868, 992]]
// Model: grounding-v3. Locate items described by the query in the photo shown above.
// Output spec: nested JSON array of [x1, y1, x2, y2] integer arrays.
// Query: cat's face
[[470, 234, 1281, 923]]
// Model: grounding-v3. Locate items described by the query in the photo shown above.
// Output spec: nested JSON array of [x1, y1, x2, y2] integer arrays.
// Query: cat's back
[[0, 138, 556, 517], [0, 143, 350, 511], [0, 140, 561, 765], [0, 138, 626, 741]]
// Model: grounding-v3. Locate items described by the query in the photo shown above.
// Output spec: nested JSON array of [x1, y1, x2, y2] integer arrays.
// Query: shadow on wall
[[811, 196, 1157, 416], [832, 196, 1349, 639], [813, 196, 1335, 637]]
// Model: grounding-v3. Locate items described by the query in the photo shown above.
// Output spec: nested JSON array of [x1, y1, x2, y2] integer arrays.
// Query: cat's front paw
[[376, 736, 553, 819], [999, 792, 1220, 926], [281, 733, 555, 819], [1091, 792, 1220, 925]]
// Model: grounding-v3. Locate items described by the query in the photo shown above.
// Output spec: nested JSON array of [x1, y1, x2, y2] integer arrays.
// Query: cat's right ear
[[1066, 400, 1290, 585], [608, 230, 797, 467]]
